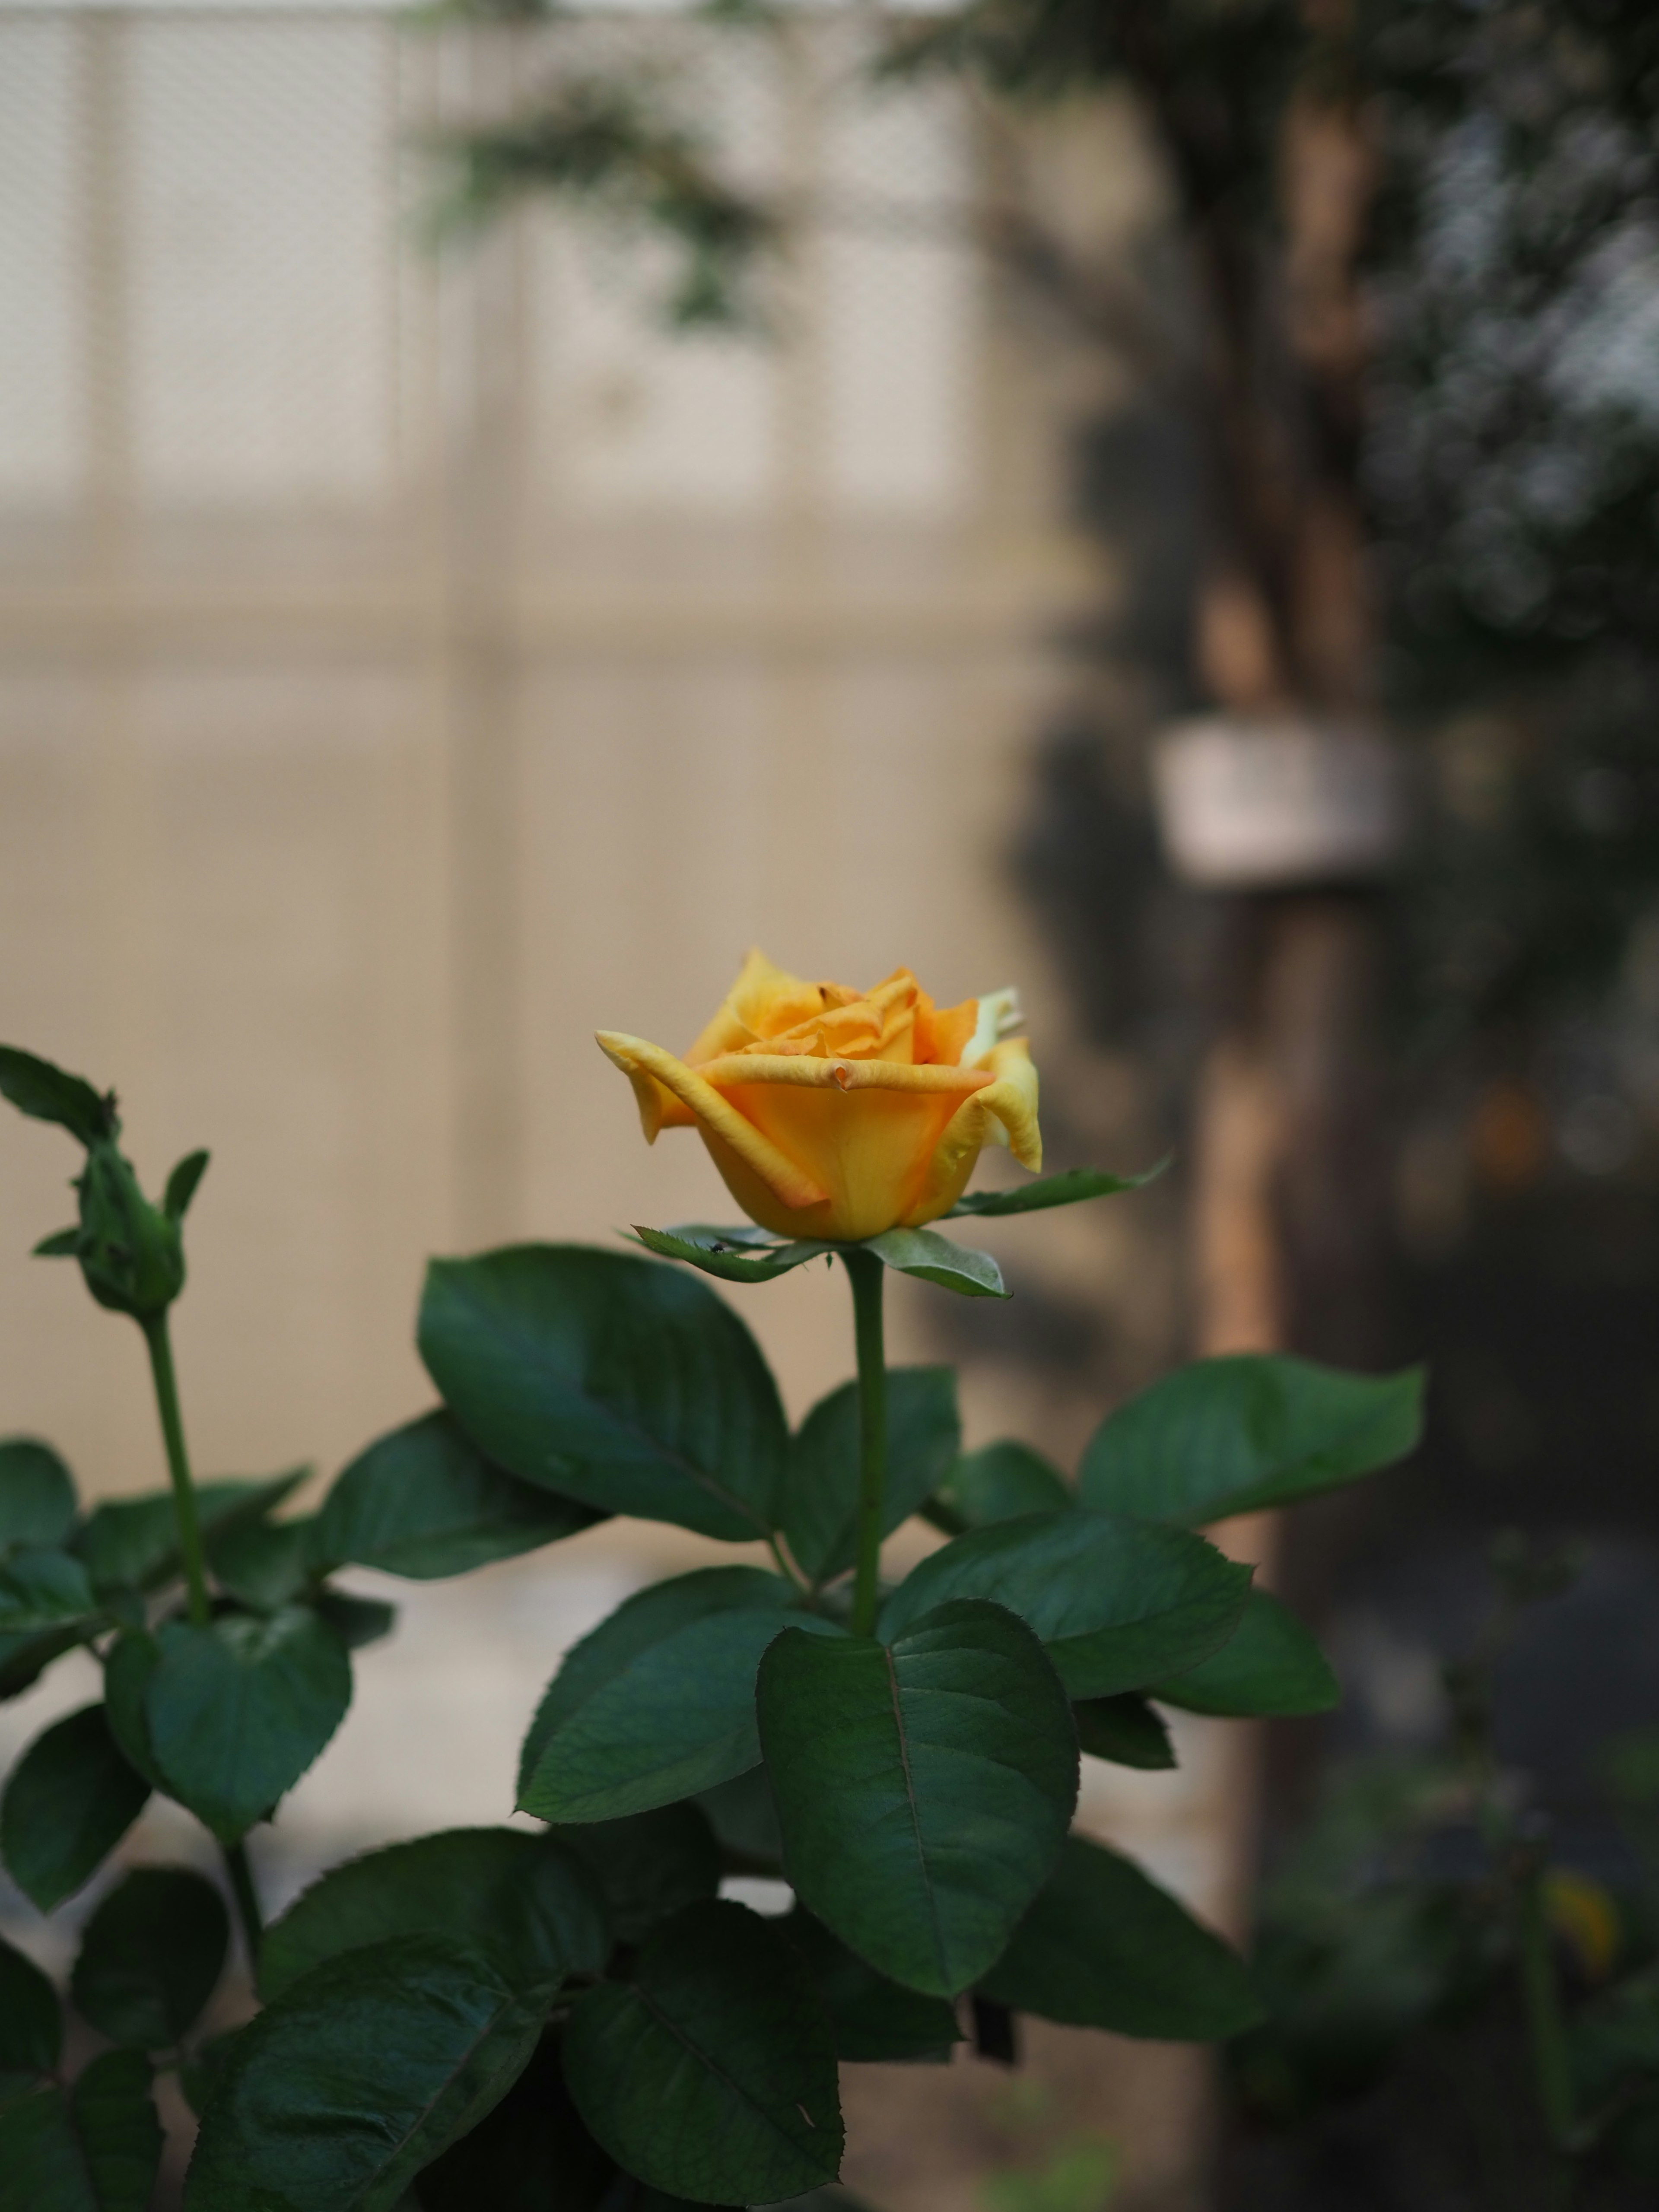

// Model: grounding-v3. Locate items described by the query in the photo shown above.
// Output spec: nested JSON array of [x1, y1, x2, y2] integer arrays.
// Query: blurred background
[[4, 3, 1659, 2207]]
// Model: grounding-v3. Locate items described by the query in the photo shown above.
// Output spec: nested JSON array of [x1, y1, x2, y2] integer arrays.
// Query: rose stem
[[141, 1311, 210, 1630], [140, 1308, 264, 1964], [843, 1249, 888, 1638]]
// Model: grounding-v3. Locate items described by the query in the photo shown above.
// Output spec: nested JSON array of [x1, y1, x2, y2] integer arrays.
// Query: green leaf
[[629, 1224, 833, 1284], [0, 1548, 97, 1633], [259, 1829, 606, 2004], [562, 1900, 842, 2203], [863, 1227, 1007, 1298], [143, 1605, 352, 1842], [546, 1805, 720, 1945], [518, 1567, 838, 1824], [101, 1633, 164, 1788], [0, 2053, 162, 2212], [879, 1511, 1252, 1699], [312, 1590, 397, 1650], [311, 1410, 599, 1583], [71, 1869, 229, 2048], [0, 1624, 83, 1703], [163, 1149, 210, 1222], [183, 1936, 544, 2212], [979, 1834, 1262, 2040], [757, 1599, 1077, 1997], [949, 1160, 1166, 1217], [1079, 1355, 1425, 1527], [418, 1247, 787, 1541], [71, 2051, 165, 2212], [697, 1765, 783, 1869], [1152, 1589, 1338, 1717], [73, 1471, 308, 1598], [178, 2031, 242, 2122], [781, 1369, 960, 1587], [206, 1517, 312, 1611], [1, 1706, 149, 1911], [1072, 1695, 1176, 1770], [414, 2031, 616, 2212], [0, 1929, 60, 2077], [928, 1440, 1071, 1532], [0, 1046, 113, 1147], [783, 1909, 961, 2063], [0, 1440, 77, 1554], [32, 1228, 80, 1259]]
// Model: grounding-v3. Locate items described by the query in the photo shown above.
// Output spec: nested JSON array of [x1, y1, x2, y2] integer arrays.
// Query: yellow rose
[[597, 950, 1042, 1244]]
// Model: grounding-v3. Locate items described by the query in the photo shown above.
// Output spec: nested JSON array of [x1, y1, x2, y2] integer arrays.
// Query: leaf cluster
[[429, 71, 776, 329], [0, 1051, 1428, 2207]]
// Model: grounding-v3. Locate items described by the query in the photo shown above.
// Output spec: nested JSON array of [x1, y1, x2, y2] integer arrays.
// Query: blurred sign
[[1153, 716, 1406, 890]]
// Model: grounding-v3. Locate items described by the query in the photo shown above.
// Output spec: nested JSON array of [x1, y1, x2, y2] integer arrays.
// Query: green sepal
[[628, 1224, 835, 1283], [864, 1227, 1007, 1297], [71, 1141, 187, 1321], [633, 1220, 1013, 1299], [949, 1158, 1168, 1217], [0, 1045, 115, 1147], [162, 1150, 210, 1223], [29, 1228, 79, 1258]]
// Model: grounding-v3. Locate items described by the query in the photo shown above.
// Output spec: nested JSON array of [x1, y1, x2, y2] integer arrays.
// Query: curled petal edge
[[595, 1032, 828, 1212], [909, 1038, 1042, 1222]]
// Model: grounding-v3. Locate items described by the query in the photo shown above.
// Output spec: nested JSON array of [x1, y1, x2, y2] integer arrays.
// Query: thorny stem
[[844, 1249, 888, 1639]]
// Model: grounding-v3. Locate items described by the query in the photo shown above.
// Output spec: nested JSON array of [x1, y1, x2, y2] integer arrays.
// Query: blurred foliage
[[427, 5, 777, 327], [1225, 1535, 1659, 2206], [435, 0, 1659, 1086]]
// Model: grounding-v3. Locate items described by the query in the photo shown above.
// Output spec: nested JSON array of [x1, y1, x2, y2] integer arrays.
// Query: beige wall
[[0, 5, 1135, 1496], [0, 16, 1232, 2205]]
